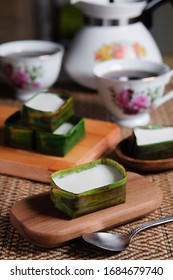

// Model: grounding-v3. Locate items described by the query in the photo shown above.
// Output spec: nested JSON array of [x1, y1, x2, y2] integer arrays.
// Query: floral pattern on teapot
[[109, 86, 161, 115], [95, 42, 146, 61], [2, 63, 43, 90]]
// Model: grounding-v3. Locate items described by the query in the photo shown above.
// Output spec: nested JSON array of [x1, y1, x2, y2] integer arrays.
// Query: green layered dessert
[[4, 111, 34, 150], [22, 90, 74, 132], [50, 159, 126, 218], [3, 90, 86, 156], [131, 125, 173, 160], [35, 115, 85, 156]]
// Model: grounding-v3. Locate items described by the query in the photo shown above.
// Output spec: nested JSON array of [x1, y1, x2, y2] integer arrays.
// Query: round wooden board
[[10, 172, 163, 248], [115, 137, 173, 173]]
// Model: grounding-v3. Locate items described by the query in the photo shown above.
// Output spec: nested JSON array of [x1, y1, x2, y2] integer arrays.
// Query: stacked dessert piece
[[4, 90, 85, 156]]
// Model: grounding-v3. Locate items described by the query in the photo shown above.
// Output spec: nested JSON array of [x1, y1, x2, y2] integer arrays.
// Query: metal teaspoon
[[82, 214, 173, 251]]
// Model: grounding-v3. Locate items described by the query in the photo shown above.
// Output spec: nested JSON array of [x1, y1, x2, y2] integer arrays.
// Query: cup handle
[[154, 89, 173, 109], [166, 69, 173, 82], [153, 69, 173, 109]]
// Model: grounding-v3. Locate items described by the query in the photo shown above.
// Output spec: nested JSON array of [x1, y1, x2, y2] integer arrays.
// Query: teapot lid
[[71, 1, 147, 22]]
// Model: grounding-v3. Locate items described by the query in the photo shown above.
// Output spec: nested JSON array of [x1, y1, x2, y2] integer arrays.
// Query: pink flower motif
[[12, 71, 30, 89], [131, 95, 150, 111], [110, 87, 152, 115], [32, 82, 40, 89], [117, 89, 133, 107], [1, 63, 43, 90]]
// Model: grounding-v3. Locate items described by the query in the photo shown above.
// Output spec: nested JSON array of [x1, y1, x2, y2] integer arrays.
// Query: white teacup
[[93, 59, 173, 127], [0, 40, 64, 100]]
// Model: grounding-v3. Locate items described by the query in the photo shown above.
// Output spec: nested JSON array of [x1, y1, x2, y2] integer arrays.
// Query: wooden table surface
[[1, 56, 173, 260]]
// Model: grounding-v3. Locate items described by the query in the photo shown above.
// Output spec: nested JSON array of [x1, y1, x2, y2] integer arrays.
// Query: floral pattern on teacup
[[109, 86, 161, 114], [2, 63, 43, 90], [95, 42, 146, 61]]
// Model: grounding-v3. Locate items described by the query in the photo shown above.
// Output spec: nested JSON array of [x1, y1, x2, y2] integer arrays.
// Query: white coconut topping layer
[[53, 164, 123, 194], [53, 122, 74, 135], [26, 92, 65, 112], [134, 127, 173, 146]]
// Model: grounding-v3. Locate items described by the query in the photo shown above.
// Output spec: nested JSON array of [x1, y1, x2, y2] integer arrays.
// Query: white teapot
[[64, 0, 164, 89]]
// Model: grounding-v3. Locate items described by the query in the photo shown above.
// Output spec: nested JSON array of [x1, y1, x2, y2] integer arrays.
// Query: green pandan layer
[[35, 115, 85, 156], [50, 159, 126, 218], [4, 111, 34, 150], [22, 90, 74, 132], [131, 125, 173, 160]]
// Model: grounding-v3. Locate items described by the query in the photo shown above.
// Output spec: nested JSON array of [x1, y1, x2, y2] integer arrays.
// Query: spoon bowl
[[83, 232, 130, 251], [82, 214, 173, 251]]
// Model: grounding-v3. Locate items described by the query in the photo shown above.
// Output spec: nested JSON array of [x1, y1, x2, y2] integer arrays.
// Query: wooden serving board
[[0, 105, 121, 183], [10, 172, 163, 248]]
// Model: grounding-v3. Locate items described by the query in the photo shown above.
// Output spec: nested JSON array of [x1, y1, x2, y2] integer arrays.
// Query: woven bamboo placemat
[[0, 171, 173, 260], [1, 85, 173, 260]]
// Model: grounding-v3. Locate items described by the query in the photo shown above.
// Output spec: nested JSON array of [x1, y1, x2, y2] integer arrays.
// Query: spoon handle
[[130, 214, 173, 238]]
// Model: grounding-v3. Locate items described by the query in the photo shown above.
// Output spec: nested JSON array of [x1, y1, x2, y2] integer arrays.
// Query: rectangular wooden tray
[[0, 105, 121, 182], [10, 172, 163, 248]]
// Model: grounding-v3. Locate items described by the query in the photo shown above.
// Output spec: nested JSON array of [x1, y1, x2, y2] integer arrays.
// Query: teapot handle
[[145, 0, 173, 12]]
